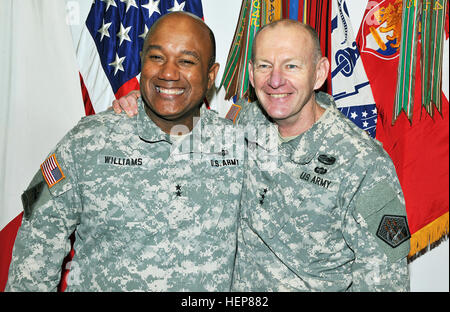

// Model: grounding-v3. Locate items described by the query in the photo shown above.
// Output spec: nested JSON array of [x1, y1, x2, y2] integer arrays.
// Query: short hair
[[251, 19, 322, 64], [142, 12, 216, 69]]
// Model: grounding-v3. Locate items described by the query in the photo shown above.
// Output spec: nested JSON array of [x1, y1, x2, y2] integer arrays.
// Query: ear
[[248, 61, 255, 88], [313, 57, 330, 90], [207, 63, 220, 90]]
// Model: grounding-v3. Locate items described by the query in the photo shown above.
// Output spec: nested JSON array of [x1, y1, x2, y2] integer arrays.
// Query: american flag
[[338, 104, 377, 138], [40, 154, 65, 188], [330, 0, 377, 138], [81, 0, 204, 113]]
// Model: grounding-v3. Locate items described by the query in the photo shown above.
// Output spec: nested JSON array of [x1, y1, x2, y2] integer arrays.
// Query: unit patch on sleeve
[[376, 215, 411, 248], [40, 153, 65, 188]]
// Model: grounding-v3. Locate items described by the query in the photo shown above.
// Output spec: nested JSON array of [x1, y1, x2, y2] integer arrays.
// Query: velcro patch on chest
[[297, 170, 337, 192], [102, 155, 144, 166]]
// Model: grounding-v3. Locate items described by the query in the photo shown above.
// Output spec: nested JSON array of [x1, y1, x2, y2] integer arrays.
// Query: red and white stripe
[[40, 155, 63, 187]]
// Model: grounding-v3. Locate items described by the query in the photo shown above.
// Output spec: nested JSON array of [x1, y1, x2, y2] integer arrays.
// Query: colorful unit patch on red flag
[[40, 154, 65, 188]]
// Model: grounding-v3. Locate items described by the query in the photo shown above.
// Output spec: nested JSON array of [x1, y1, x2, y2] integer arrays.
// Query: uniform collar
[[136, 98, 223, 153], [289, 92, 337, 165], [244, 92, 338, 160], [240, 101, 279, 152], [136, 98, 171, 143]]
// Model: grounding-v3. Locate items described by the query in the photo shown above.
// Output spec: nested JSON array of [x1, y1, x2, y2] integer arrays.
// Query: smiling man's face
[[140, 13, 218, 132], [249, 23, 324, 125]]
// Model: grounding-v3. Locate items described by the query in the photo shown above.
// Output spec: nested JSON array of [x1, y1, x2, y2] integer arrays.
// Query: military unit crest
[[376, 214, 411, 248]]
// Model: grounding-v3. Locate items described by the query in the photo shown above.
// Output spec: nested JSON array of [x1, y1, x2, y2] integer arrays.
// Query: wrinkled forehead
[[253, 23, 313, 59], [259, 22, 310, 45]]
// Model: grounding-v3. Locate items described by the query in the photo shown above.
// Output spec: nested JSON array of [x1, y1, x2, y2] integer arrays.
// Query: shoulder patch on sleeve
[[21, 181, 45, 220], [354, 181, 410, 263], [40, 153, 65, 188], [376, 215, 410, 248], [22, 157, 73, 221]]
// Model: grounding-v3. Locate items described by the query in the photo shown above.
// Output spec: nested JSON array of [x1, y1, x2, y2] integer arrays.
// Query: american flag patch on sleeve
[[40, 154, 65, 188]]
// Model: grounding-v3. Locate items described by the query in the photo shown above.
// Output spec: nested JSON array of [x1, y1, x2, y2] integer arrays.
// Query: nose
[[158, 60, 180, 81], [267, 67, 285, 89]]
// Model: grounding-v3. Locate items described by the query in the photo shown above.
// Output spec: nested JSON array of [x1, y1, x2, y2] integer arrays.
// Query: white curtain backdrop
[[0, 0, 84, 230]]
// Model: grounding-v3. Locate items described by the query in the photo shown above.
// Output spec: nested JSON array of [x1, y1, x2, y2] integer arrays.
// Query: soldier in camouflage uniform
[[111, 20, 411, 291], [6, 12, 244, 292], [231, 20, 410, 291]]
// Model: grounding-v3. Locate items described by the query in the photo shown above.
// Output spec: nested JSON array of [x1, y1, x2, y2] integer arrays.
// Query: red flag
[[0, 214, 22, 291], [357, 0, 449, 260]]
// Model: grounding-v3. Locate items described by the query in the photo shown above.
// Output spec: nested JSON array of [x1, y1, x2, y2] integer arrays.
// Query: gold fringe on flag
[[408, 211, 449, 262]]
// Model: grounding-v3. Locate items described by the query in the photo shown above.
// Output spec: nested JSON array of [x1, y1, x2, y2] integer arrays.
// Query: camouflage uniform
[[6, 99, 244, 292], [232, 92, 410, 291]]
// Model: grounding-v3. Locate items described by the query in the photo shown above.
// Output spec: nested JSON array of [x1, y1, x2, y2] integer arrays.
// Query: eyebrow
[[144, 45, 200, 61], [255, 57, 304, 65], [180, 50, 200, 61]]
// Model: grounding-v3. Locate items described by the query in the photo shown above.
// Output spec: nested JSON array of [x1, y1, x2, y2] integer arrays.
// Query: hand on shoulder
[[111, 90, 141, 117]]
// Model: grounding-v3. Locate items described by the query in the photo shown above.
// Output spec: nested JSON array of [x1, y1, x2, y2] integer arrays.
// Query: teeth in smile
[[270, 93, 289, 98], [156, 87, 184, 95]]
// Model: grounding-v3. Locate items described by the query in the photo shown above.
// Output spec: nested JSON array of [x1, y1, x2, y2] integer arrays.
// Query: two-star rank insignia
[[259, 188, 268, 205], [175, 184, 182, 197]]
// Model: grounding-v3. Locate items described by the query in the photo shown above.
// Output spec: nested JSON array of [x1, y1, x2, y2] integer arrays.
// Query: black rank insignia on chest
[[376, 215, 411, 248], [259, 188, 268, 205], [175, 184, 182, 197]]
